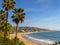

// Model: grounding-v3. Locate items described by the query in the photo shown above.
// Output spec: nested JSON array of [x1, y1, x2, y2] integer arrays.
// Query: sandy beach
[[10, 32, 40, 45]]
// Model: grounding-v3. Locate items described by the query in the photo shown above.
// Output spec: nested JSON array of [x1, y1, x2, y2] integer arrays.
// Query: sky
[[0, 0, 60, 30]]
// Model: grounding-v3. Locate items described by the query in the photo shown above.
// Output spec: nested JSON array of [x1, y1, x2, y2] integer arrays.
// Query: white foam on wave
[[23, 34, 55, 45]]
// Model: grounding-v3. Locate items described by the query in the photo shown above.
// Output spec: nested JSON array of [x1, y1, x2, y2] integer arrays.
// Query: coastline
[[10, 32, 55, 45], [10, 32, 40, 45], [23, 34, 55, 45]]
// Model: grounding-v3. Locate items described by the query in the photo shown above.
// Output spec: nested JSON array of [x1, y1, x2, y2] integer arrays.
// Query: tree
[[2, 0, 16, 43], [0, 10, 7, 39], [0, 0, 26, 45], [0, 10, 12, 39], [0, 22, 12, 37], [0, 10, 6, 22], [52, 42, 60, 45], [11, 8, 25, 44]]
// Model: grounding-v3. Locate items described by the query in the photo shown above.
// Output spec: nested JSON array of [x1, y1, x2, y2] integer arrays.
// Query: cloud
[[20, 14, 60, 30], [35, 0, 46, 3], [38, 14, 60, 30], [35, 0, 52, 4], [25, 8, 34, 12], [24, 0, 53, 13], [25, 6, 49, 13]]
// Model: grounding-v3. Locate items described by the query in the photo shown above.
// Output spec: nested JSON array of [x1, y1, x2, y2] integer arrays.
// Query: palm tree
[[0, 10, 6, 21], [2, 0, 16, 10], [2, 0, 16, 42], [0, 10, 12, 42], [0, 10, 6, 38], [11, 8, 25, 44]]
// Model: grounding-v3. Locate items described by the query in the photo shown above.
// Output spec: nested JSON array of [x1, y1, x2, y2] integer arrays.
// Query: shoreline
[[23, 34, 55, 45], [10, 32, 40, 45], [10, 32, 55, 45]]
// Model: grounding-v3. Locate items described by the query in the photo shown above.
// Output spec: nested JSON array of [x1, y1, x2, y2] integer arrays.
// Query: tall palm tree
[[0, 10, 12, 42], [2, 0, 16, 42], [0, 10, 8, 43], [11, 8, 25, 44], [0, 10, 6, 33]]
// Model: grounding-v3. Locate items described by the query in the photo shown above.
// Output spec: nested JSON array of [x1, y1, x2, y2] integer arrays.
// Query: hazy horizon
[[0, 0, 60, 30]]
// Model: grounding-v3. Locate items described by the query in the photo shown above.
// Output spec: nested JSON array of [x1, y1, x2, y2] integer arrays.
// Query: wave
[[23, 34, 55, 45]]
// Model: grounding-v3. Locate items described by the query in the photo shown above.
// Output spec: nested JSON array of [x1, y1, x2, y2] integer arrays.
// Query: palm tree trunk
[[15, 23, 18, 45], [16, 24, 18, 39]]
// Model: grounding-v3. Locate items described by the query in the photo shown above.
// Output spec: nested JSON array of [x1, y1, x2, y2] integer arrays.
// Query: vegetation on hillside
[[13, 27, 50, 32]]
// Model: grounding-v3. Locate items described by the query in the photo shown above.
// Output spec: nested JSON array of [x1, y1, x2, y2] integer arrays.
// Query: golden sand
[[10, 32, 40, 45]]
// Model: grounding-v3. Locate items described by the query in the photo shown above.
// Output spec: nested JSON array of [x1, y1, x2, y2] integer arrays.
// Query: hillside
[[13, 27, 50, 32]]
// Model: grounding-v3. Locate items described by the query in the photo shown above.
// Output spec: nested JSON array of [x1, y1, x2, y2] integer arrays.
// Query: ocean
[[24, 31, 60, 45]]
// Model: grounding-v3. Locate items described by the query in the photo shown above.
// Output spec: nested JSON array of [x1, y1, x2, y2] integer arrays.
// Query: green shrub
[[19, 42, 25, 45], [0, 36, 25, 45], [52, 42, 60, 45]]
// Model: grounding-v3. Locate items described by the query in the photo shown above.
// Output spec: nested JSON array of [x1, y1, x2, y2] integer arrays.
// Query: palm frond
[[2, 0, 16, 10]]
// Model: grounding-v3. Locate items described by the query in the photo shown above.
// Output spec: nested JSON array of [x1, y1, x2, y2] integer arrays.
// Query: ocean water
[[27, 31, 60, 42]]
